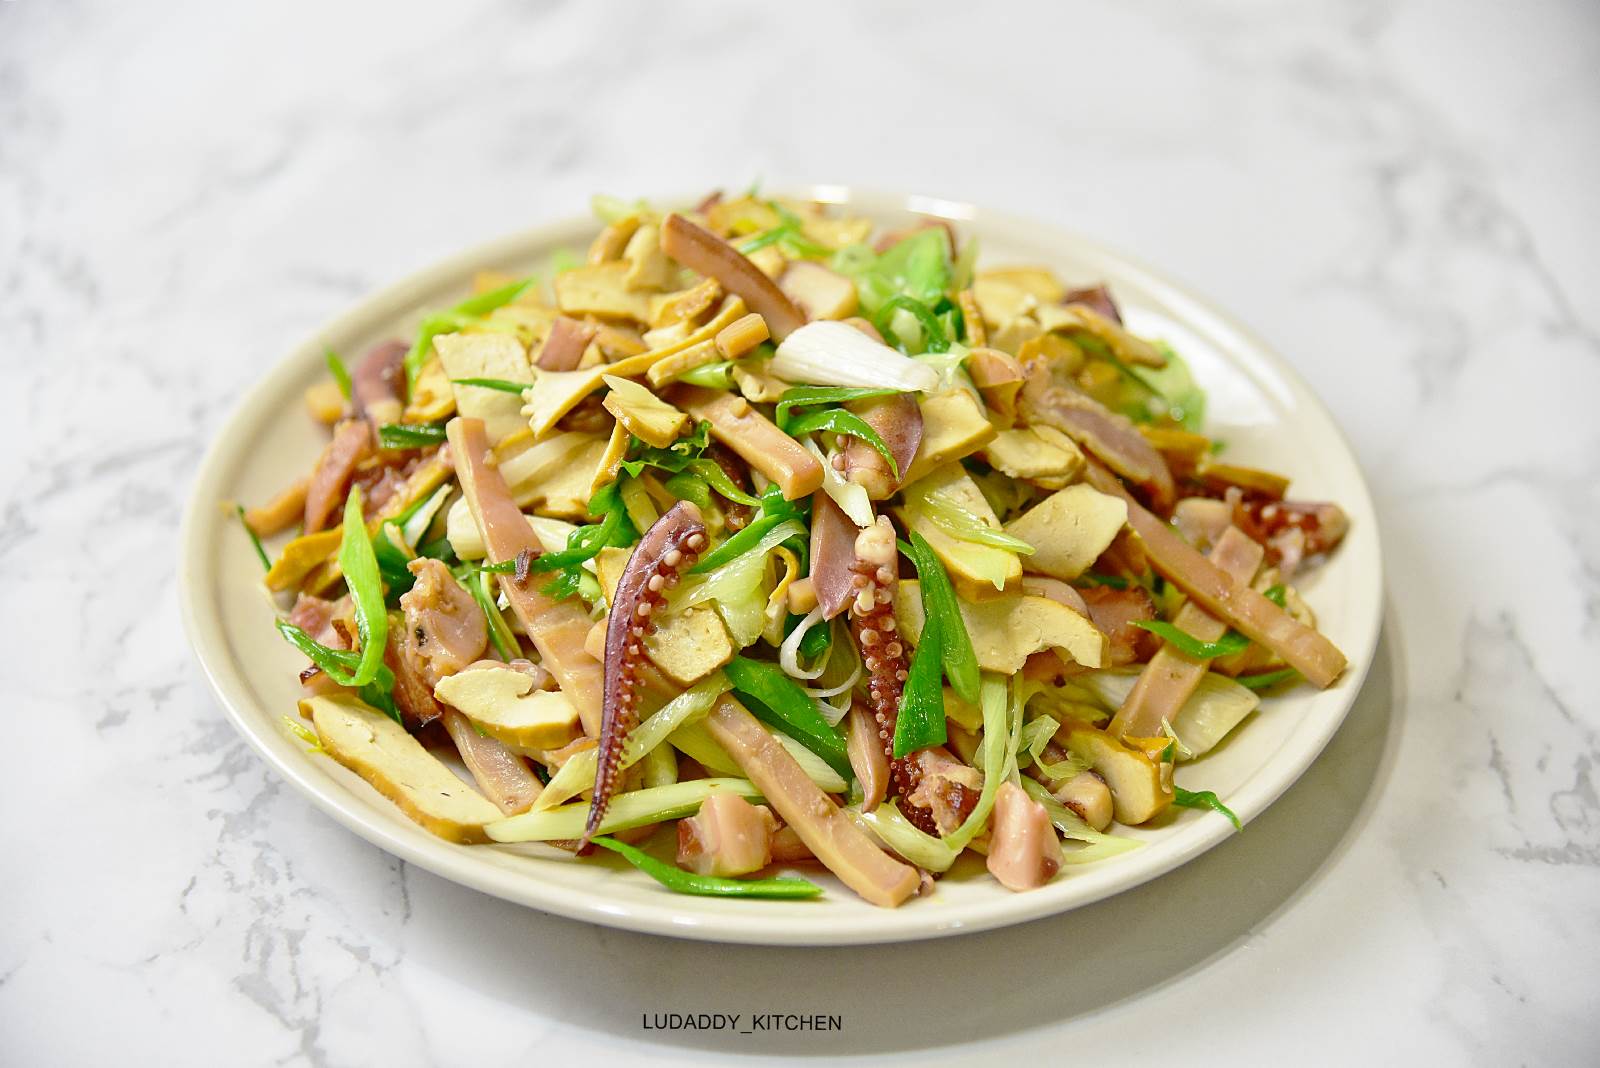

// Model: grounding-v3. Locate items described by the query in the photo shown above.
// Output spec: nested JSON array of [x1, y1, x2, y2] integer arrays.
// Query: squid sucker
[[846, 517, 942, 836], [579, 500, 707, 853]]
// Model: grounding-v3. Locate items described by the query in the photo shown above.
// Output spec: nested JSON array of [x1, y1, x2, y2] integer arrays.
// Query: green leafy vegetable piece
[[589, 836, 822, 899], [378, 423, 448, 449], [899, 533, 980, 704], [336, 489, 389, 690], [449, 377, 530, 394], [617, 421, 760, 507], [1263, 584, 1288, 608], [1173, 786, 1242, 831], [235, 505, 271, 570], [1132, 620, 1251, 659], [781, 407, 899, 477], [723, 656, 852, 780], [324, 348, 352, 399], [1237, 667, 1300, 691]]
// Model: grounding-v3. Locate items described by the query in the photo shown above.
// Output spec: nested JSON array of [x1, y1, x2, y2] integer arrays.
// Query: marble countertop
[[4, 0, 1596, 1063]]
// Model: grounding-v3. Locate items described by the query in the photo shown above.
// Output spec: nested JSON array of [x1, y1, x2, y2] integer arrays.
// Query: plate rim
[[179, 186, 1384, 945]]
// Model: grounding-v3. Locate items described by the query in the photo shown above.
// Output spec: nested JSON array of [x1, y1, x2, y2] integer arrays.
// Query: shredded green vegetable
[[773, 385, 900, 428], [781, 407, 899, 477], [336, 489, 389, 689], [1237, 667, 1299, 691], [236, 505, 271, 570], [378, 423, 447, 449], [467, 569, 519, 660], [273, 619, 400, 724], [590, 837, 822, 899], [1173, 786, 1242, 831], [1133, 620, 1252, 659], [449, 377, 530, 394], [324, 348, 352, 399], [1264, 584, 1288, 608], [899, 533, 980, 704], [690, 487, 804, 574], [874, 294, 949, 354]]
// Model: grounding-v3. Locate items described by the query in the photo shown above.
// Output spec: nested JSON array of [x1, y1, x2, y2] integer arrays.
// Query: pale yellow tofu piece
[[433, 666, 582, 750], [894, 581, 1105, 673], [1004, 484, 1128, 581], [305, 693, 502, 843], [434, 332, 533, 443]]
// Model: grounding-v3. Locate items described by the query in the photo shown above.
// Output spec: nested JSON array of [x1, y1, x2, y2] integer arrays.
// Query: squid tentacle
[[846, 517, 941, 836], [579, 500, 707, 853]]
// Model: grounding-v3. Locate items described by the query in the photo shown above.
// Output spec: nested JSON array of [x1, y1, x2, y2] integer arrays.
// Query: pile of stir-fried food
[[239, 191, 1350, 906]]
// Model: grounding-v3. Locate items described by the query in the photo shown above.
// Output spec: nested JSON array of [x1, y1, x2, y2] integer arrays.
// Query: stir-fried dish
[[239, 190, 1351, 906]]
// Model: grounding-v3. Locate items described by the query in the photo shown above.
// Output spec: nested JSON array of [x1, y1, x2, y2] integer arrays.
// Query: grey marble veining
[[2, 1, 1596, 1064]]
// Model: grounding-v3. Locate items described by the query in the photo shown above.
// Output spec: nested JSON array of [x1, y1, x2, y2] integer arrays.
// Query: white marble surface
[[4, 0, 1597, 1063]]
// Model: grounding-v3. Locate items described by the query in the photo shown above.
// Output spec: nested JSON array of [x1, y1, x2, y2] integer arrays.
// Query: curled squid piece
[[580, 501, 709, 852]]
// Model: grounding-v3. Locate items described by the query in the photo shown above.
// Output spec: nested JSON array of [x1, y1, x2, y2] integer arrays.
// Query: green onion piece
[[874, 294, 949, 354], [590, 836, 822, 899], [1173, 786, 1242, 831], [773, 385, 900, 428], [549, 247, 580, 274], [337, 489, 389, 689], [895, 609, 948, 758], [674, 360, 736, 389], [449, 377, 530, 394], [786, 613, 833, 660], [1132, 620, 1252, 659], [900, 533, 980, 704], [736, 228, 788, 255], [683, 459, 761, 507], [691, 513, 781, 575], [235, 505, 271, 570], [916, 496, 1035, 555], [371, 523, 416, 604], [274, 619, 400, 723], [457, 559, 518, 576], [451, 276, 536, 318], [1264, 584, 1288, 608], [324, 348, 353, 399], [469, 570, 519, 661], [488, 777, 761, 842], [402, 312, 467, 393], [282, 714, 322, 750], [723, 657, 852, 780], [663, 470, 712, 511], [1078, 571, 1130, 590], [592, 194, 648, 223], [781, 407, 899, 478], [378, 423, 448, 449], [1237, 667, 1300, 691]]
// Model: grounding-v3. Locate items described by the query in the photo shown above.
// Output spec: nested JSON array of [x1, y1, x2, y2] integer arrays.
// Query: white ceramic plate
[[180, 188, 1383, 945]]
